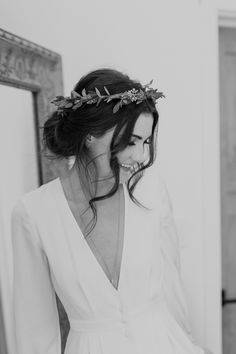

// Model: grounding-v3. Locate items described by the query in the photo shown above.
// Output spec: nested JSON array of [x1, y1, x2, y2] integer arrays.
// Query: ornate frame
[[0, 28, 69, 352], [0, 28, 67, 184]]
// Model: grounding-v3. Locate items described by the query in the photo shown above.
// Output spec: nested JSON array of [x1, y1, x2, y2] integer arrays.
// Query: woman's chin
[[119, 168, 132, 184]]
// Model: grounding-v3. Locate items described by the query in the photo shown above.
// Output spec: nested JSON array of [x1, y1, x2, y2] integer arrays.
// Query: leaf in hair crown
[[51, 81, 165, 116]]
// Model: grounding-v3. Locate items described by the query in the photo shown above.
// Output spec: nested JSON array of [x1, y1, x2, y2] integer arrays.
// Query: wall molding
[[218, 10, 236, 27]]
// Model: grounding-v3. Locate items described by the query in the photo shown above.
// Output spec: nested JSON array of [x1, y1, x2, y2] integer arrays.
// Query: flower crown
[[51, 80, 164, 116]]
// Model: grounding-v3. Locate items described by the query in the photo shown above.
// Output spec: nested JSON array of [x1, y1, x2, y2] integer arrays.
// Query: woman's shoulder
[[13, 177, 60, 219]]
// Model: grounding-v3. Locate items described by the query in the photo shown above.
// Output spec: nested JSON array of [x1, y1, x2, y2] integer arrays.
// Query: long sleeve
[[11, 200, 61, 354], [158, 177, 198, 344]]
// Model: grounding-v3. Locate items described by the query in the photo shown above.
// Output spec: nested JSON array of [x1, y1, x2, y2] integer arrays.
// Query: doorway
[[219, 26, 236, 354]]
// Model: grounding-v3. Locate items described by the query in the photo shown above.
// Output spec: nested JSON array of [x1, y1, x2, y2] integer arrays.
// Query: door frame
[[198, 2, 224, 354], [200, 4, 236, 354], [219, 10, 236, 28]]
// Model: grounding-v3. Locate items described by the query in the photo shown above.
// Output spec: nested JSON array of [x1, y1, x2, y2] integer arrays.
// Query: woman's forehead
[[118, 112, 153, 137], [99, 112, 153, 142], [133, 113, 153, 135]]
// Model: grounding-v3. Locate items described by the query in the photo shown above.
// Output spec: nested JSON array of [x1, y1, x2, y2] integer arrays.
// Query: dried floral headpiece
[[51, 80, 164, 116]]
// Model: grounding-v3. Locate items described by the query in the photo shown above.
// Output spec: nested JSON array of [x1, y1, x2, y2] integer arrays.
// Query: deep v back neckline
[[56, 177, 127, 293]]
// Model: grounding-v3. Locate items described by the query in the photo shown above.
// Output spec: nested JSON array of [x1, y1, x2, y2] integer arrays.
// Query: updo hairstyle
[[43, 68, 159, 236]]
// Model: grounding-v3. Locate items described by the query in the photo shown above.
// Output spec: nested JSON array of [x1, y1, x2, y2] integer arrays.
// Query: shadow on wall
[[0, 300, 7, 354]]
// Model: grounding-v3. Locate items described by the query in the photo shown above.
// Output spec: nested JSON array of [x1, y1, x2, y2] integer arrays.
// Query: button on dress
[[11, 170, 205, 354]]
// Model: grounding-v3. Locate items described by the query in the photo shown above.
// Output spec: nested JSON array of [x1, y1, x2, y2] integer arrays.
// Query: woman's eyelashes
[[128, 138, 151, 146]]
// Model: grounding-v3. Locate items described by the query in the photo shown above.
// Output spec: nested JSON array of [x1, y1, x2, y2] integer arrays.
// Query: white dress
[[11, 170, 205, 354]]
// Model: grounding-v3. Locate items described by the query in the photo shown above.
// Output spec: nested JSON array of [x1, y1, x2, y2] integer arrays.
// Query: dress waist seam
[[69, 295, 165, 333]]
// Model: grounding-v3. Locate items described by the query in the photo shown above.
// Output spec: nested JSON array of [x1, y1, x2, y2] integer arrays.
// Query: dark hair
[[43, 68, 159, 236]]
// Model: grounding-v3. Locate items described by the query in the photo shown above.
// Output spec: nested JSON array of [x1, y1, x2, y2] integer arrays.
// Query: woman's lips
[[120, 163, 136, 173]]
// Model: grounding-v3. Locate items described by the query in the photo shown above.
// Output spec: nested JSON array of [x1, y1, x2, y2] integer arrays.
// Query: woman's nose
[[133, 144, 149, 164]]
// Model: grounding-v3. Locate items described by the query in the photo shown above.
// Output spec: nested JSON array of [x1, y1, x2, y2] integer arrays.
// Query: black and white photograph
[[0, 1, 235, 354]]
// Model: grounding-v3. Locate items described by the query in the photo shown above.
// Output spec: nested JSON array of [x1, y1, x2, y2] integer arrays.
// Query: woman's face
[[88, 112, 154, 184]]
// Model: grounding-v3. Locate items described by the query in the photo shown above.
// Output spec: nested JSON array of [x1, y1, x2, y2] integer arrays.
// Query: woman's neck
[[68, 162, 117, 199]]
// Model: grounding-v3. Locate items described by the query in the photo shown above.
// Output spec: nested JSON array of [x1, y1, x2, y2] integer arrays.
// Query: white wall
[[0, 1, 226, 353], [218, 0, 236, 12]]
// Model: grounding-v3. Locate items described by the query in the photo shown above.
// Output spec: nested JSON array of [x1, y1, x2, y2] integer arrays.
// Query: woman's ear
[[85, 135, 94, 148]]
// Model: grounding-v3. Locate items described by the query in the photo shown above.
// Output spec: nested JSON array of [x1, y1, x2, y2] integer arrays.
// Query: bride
[[11, 68, 212, 354]]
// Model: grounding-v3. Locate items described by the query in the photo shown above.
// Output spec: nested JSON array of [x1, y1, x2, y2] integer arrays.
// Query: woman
[[11, 68, 210, 354]]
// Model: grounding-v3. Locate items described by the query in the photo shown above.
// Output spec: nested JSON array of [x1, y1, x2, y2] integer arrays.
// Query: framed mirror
[[0, 28, 68, 182], [0, 28, 69, 353]]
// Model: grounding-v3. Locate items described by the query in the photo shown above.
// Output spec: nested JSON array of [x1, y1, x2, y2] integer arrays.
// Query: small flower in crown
[[127, 89, 139, 101], [51, 80, 165, 116]]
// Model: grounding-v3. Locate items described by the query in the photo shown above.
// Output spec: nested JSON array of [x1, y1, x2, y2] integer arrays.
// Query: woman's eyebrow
[[131, 134, 151, 140], [131, 134, 142, 140]]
